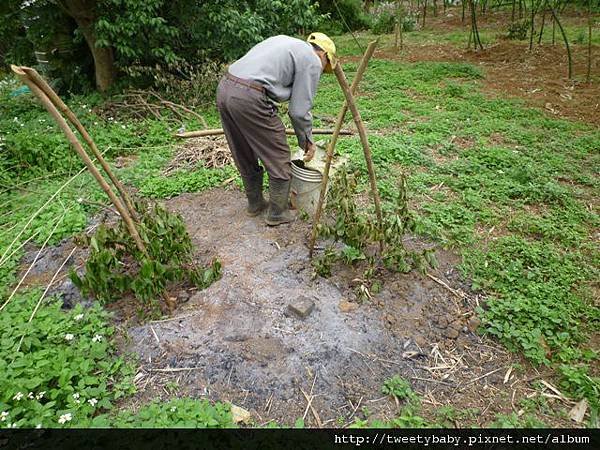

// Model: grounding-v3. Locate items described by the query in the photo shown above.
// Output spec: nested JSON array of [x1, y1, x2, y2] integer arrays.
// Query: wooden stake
[[20, 66, 139, 222], [308, 40, 378, 257], [333, 64, 384, 250], [11, 65, 148, 257], [174, 128, 353, 139]]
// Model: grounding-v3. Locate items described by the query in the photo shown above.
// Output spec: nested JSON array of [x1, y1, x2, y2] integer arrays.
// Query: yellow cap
[[307, 32, 337, 73]]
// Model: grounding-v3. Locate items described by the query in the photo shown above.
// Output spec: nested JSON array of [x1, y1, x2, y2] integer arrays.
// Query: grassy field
[[0, 18, 598, 427]]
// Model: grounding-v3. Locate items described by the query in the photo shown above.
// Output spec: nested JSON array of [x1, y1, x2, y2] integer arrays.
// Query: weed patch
[[0, 292, 135, 428]]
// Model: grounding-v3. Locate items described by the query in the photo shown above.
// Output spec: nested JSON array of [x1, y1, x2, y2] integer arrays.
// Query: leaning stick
[[308, 40, 378, 257], [174, 128, 354, 139], [333, 64, 384, 250], [0, 165, 87, 267], [1, 213, 66, 313], [15, 246, 78, 353], [20, 67, 139, 222], [11, 66, 148, 257]]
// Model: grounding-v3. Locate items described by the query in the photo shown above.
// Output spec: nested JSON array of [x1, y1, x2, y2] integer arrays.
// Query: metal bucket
[[290, 160, 323, 217]]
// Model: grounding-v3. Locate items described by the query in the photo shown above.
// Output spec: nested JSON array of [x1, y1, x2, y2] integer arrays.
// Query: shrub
[[372, 11, 396, 34], [370, 3, 418, 35], [71, 201, 222, 308], [507, 20, 529, 40], [317, 0, 371, 35]]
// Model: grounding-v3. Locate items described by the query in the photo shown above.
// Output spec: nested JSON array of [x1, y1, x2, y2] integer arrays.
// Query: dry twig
[[163, 136, 233, 175]]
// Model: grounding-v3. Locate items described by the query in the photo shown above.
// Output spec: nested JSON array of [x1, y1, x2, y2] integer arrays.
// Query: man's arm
[[288, 60, 322, 152]]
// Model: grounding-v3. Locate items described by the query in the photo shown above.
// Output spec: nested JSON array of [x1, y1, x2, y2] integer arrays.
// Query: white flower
[[121, 125, 126, 129], [64, 333, 74, 341], [72, 393, 81, 404], [8, 423, 17, 428], [58, 413, 72, 424], [92, 334, 103, 343], [12, 392, 23, 401], [36, 391, 45, 400], [1, 411, 8, 421], [74, 314, 84, 321], [88, 398, 98, 407], [36, 424, 42, 429], [170, 406, 177, 412], [28, 392, 34, 400]]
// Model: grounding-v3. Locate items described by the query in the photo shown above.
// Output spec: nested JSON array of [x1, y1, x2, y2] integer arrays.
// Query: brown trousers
[[216, 76, 291, 181]]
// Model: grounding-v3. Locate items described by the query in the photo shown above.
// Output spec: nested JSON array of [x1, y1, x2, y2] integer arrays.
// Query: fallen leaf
[[230, 404, 251, 424], [569, 399, 588, 423]]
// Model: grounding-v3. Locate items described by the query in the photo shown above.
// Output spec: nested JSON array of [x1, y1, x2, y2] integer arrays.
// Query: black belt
[[225, 73, 265, 93]]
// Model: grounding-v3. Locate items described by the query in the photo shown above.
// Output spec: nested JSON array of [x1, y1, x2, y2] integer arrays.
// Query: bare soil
[[350, 10, 600, 126]]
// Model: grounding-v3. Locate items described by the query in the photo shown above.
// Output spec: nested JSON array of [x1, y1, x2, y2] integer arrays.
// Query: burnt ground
[[16, 186, 578, 426], [103, 187, 572, 427]]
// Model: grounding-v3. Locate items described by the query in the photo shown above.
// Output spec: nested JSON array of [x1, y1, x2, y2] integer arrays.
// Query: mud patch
[[120, 188, 571, 426]]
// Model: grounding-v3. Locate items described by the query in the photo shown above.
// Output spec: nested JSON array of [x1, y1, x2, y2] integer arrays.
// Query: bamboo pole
[[15, 246, 78, 353], [11, 65, 148, 257], [308, 40, 378, 257], [20, 66, 139, 222], [334, 63, 384, 251], [1, 213, 66, 313], [174, 128, 353, 139]]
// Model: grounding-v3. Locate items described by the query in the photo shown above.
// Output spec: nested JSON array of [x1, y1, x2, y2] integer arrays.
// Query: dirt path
[[118, 187, 569, 427]]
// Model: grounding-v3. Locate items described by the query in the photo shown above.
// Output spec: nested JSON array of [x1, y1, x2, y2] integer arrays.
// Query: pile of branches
[[98, 89, 207, 126], [163, 136, 233, 175]]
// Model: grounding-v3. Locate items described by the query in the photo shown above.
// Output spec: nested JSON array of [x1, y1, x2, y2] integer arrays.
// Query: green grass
[[0, 77, 238, 429], [313, 54, 599, 418], [1, 20, 599, 426]]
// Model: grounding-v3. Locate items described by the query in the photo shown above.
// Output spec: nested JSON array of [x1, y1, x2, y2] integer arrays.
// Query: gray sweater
[[228, 35, 323, 149]]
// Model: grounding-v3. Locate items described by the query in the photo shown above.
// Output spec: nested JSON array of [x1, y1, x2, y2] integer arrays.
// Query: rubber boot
[[265, 178, 294, 226], [241, 171, 268, 217]]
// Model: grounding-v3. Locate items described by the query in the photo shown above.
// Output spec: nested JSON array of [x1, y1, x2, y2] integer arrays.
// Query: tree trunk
[[469, 0, 483, 50], [519, 0, 523, 19], [538, 3, 546, 45], [587, 0, 592, 83], [529, 0, 535, 51], [79, 26, 115, 92], [549, 4, 572, 78], [57, 0, 116, 92], [423, 0, 428, 28]]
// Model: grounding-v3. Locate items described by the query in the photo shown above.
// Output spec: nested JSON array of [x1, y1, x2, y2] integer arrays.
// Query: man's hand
[[303, 142, 316, 162]]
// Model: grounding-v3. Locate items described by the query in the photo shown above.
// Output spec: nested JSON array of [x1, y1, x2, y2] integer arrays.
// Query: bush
[[370, 3, 417, 35], [372, 11, 396, 34], [71, 201, 222, 308], [141, 60, 225, 108], [317, 0, 371, 35], [507, 20, 529, 40]]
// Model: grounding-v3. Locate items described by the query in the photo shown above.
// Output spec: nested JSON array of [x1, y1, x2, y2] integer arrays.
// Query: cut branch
[[308, 40, 378, 257], [174, 128, 353, 139]]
